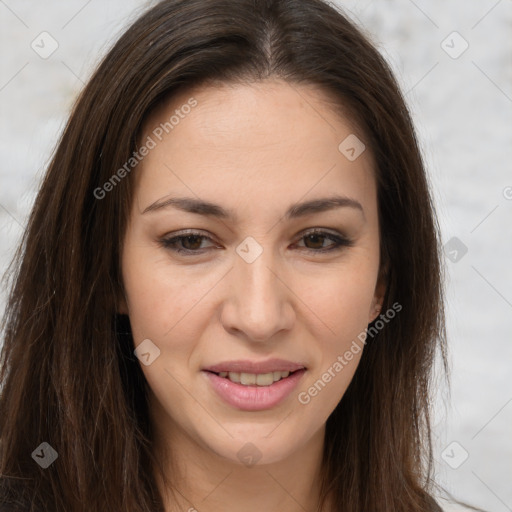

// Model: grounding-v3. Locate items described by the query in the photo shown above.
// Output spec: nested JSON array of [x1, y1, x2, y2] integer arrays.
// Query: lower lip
[[203, 369, 306, 411]]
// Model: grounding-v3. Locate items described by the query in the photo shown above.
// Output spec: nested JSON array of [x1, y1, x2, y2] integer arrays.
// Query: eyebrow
[[142, 194, 365, 221]]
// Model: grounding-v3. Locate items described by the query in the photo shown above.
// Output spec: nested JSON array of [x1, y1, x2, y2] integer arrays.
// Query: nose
[[220, 246, 295, 342]]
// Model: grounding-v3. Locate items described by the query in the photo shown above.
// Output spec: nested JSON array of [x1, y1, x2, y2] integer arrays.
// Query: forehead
[[134, 79, 376, 219]]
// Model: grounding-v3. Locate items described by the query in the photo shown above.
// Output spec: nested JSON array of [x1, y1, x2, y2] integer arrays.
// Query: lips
[[201, 358, 308, 410], [202, 358, 307, 374], [203, 368, 306, 411]]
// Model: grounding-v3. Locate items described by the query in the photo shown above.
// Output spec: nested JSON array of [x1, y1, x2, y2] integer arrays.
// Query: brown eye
[[160, 231, 215, 254], [160, 229, 353, 256], [302, 233, 333, 250], [180, 235, 204, 250], [295, 229, 353, 253]]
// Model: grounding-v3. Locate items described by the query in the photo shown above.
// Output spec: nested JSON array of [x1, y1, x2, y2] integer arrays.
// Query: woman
[[0, 0, 458, 510]]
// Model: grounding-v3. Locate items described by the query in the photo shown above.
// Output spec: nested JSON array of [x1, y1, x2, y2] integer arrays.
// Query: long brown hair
[[1, 0, 449, 510]]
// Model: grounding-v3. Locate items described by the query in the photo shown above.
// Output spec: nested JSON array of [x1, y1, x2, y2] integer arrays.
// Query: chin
[[204, 427, 310, 468]]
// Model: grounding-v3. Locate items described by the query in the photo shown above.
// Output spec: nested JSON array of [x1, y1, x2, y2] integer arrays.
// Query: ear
[[369, 261, 388, 324]]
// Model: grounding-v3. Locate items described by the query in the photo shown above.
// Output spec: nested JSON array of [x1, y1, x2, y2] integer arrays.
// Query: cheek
[[121, 240, 233, 394], [308, 258, 378, 337], [121, 238, 208, 339], [303, 255, 377, 401], [121, 248, 210, 403]]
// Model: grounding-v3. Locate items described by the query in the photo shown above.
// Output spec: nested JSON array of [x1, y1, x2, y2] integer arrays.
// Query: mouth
[[202, 367, 307, 411], [203, 369, 302, 387]]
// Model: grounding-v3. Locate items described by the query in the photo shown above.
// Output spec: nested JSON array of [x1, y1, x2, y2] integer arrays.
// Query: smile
[[213, 370, 295, 386], [202, 368, 306, 411]]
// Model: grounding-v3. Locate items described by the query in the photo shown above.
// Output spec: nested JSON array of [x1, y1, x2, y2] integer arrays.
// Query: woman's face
[[120, 79, 385, 466]]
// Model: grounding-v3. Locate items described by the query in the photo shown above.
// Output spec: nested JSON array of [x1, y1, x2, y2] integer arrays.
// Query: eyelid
[[159, 227, 353, 255], [163, 229, 219, 248], [296, 226, 347, 240], [293, 228, 354, 251]]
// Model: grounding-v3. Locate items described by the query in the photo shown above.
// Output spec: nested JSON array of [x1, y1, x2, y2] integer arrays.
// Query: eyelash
[[159, 229, 354, 255]]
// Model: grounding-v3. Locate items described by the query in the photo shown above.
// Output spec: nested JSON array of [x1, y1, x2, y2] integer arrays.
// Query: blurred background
[[0, 1, 511, 510]]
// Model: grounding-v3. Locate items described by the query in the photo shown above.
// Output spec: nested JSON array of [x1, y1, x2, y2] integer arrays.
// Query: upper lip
[[203, 358, 307, 374]]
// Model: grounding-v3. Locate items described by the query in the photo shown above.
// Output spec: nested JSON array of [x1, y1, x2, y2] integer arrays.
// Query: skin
[[119, 79, 386, 512]]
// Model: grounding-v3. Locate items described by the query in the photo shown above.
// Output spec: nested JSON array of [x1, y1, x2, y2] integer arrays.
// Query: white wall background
[[0, 1, 511, 511]]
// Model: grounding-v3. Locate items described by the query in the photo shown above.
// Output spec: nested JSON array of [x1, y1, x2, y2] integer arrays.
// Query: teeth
[[241, 372, 256, 385], [256, 373, 273, 386], [217, 370, 292, 386]]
